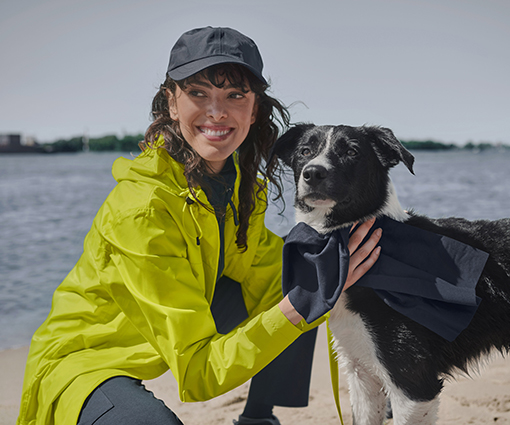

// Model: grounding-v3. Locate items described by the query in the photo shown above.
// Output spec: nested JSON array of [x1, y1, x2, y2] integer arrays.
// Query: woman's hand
[[344, 217, 382, 291]]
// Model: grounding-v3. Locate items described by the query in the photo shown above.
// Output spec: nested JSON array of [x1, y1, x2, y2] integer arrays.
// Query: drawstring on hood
[[183, 195, 204, 246], [183, 190, 239, 247], [229, 199, 239, 226]]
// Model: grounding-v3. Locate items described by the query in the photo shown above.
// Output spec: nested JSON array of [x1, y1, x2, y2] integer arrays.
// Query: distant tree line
[[43, 134, 508, 153], [400, 139, 508, 151], [400, 140, 456, 150], [44, 134, 145, 153], [401, 140, 510, 151]]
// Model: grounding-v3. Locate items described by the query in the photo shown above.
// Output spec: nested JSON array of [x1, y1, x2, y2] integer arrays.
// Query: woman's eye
[[346, 148, 357, 157], [301, 148, 312, 156], [229, 92, 245, 99], [188, 90, 205, 97]]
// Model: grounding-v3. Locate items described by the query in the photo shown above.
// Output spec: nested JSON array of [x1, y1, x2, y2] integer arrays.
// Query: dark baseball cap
[[167, 26, 267, 84]]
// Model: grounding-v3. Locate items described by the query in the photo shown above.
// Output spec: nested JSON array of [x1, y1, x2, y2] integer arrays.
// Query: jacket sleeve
[[96, 200, 304, 402]]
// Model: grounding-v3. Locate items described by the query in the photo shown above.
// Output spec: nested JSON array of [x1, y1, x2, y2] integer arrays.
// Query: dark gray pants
[[77, 377, 183, 425], [77, 329, 317, 425]]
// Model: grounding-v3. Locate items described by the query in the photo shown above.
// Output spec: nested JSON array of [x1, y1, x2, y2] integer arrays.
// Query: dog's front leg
[[342, 357, 387, 425], [388, 388, 439, 425], [329, 302, 388, 424]]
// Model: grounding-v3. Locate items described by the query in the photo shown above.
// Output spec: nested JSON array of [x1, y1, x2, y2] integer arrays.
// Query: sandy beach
[[2, 325, 510, 425]]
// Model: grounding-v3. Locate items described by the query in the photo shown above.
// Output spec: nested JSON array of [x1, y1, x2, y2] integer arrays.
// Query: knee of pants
[[78, 376, 183, 425]]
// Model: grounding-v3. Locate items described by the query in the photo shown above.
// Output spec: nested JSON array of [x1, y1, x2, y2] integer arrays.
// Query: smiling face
[[167, 75, 257, 174]]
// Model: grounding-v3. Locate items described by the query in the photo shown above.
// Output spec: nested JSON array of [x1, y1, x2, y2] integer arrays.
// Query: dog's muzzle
[[299, 164, 336, 208], [302, 164, 328, 188]]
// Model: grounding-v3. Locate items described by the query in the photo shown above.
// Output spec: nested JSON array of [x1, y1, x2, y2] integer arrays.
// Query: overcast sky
[[1, 0, 509, 145]]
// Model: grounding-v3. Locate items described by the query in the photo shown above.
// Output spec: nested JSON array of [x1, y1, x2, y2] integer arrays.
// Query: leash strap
[[327, 319, 344, 425]]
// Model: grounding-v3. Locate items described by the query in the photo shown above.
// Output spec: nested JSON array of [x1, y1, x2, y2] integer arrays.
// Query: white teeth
[[201, 128, 230, 136]]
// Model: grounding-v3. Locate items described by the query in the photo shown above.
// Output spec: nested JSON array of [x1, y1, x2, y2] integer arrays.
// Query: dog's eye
[[301, 148, 312, 157], [346, 148, 357, 157]]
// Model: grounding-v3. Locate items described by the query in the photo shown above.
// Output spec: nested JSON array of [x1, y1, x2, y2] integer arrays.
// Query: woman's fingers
[[344, 245, 381, 291], [343, 218, 382, 291], [350, 227, 382, 267], [347, 218, 376, 254]]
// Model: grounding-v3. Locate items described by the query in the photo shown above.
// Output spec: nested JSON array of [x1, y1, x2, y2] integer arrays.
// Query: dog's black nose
[[302, 165, 328, 186]]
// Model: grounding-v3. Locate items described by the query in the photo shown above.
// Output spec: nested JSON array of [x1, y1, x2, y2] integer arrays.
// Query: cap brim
[[167, 55, 267, 84]]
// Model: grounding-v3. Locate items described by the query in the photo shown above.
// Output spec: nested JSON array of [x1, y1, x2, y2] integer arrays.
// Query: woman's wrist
[[278, 295, 303, 325]]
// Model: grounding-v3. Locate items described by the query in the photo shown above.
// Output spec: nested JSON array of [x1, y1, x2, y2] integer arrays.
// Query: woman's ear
[[166, 89, 179, 121]]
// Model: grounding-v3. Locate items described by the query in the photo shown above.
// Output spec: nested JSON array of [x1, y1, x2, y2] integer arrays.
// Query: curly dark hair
[[143, 63, 290, 251]]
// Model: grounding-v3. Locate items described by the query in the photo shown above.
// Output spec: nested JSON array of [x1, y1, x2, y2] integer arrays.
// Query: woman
[[17, 27, 381, 425]]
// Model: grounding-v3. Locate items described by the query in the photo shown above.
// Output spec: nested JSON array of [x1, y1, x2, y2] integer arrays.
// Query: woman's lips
[[199, 126, 233, 140]]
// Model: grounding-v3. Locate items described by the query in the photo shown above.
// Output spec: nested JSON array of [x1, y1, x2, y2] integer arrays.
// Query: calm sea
[[1, 149, 509, 350]]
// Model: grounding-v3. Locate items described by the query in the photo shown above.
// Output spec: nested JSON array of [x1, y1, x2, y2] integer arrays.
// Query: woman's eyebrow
[[188, 80, 213, 88], [188, 80, 242, 90]]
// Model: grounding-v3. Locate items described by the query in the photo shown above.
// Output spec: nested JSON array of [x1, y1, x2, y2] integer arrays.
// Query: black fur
[[274, 123, 510, 405]]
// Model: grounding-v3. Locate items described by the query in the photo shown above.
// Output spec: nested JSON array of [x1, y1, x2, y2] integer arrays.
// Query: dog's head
[[272, 124, 415, 230]]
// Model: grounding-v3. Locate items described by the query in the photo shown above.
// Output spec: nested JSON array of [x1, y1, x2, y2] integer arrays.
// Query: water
[[1, 149, 509, 350]]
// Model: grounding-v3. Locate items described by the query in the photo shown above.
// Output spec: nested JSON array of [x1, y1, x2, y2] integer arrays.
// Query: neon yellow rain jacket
[[17, 144, 316, 425]]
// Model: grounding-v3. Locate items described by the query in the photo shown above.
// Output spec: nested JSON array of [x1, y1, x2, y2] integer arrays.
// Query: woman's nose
[[206, 97, 228, 121]]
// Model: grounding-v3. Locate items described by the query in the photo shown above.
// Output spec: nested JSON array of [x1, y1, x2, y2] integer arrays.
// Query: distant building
[[0, 134, 21, 146], [0, 134, 44, 153]]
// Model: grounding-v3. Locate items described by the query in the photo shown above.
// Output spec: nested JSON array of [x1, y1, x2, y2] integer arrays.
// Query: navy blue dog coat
[[282, 216, 489, 341]]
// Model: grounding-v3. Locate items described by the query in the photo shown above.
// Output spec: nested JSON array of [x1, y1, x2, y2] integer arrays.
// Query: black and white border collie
[[272, 124, 510, 425]]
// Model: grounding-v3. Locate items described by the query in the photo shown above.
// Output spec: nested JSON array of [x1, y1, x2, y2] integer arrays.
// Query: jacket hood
[[112, 144, 190, 196], [112, 136, 242, 208]]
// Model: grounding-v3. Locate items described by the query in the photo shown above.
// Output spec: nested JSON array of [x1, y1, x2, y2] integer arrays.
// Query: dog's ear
[[270, 124, 315, 167], [366, 126, 415, 174]]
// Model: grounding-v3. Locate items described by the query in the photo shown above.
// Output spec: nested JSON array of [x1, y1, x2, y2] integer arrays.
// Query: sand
[[2, 325, 510, 425]]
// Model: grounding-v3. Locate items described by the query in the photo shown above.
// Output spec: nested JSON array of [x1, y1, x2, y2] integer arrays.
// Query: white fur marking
[[378, 179, 409, 222], [295, 128, 337, 233], [296, 128, 334, 202], [295, 205, 334, 234], [389, 390, 439, 425]]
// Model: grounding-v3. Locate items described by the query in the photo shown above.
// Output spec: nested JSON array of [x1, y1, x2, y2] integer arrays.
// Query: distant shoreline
[[2, 132, 509, 155]]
